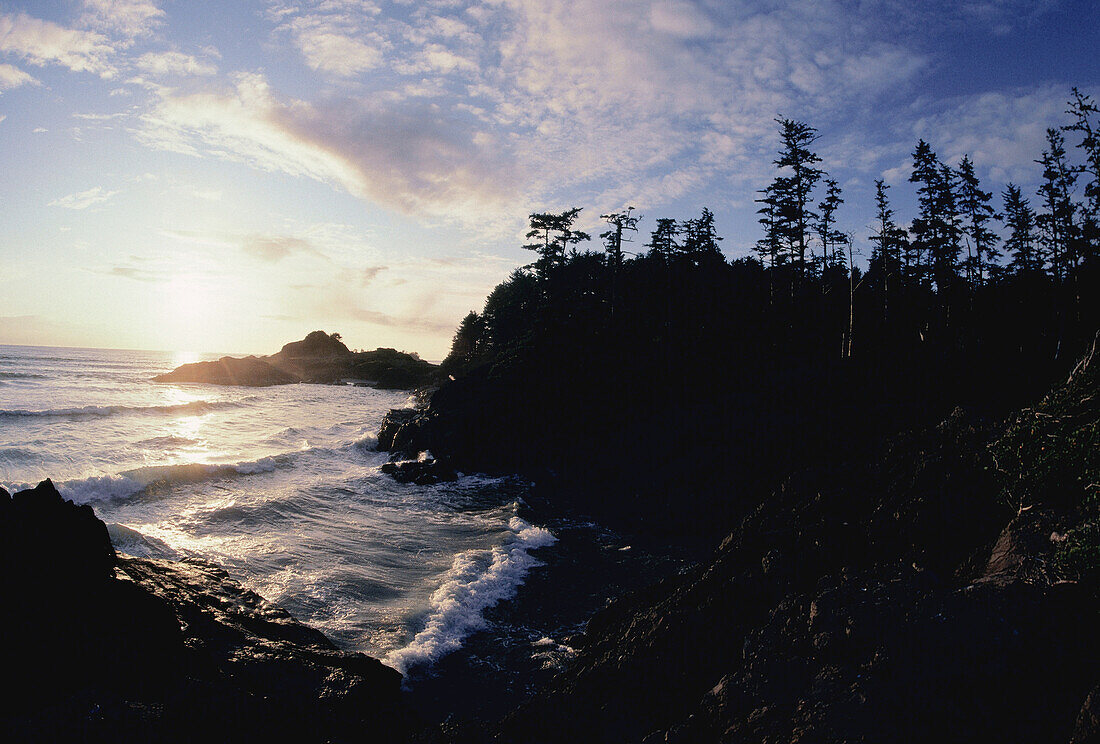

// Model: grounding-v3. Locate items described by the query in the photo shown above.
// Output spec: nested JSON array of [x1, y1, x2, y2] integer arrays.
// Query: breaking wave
[[383, 516, 557, 676]]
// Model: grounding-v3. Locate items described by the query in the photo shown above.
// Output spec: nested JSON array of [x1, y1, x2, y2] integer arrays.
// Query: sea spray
[[384, 516, 557, 676]]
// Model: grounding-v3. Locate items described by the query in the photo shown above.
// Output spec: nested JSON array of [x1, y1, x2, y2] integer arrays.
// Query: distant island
[[153, 330, 438, 389]]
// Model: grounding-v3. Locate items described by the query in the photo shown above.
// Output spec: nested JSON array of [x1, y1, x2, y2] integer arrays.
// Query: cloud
[[135, 51, 217, 77], [107, 265, 158, 281], [48, 186, 119, 209], [0, 62, 36, 90], [136, 72, 520, 226], [0, 12, 117, 77], [241, 235, 319, 262], [358, 265, 388, 286], [80, 0, 165, 41]]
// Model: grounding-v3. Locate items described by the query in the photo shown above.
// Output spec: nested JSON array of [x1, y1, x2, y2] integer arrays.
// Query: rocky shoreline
[[376, 335, 1100, 742], [4, 334, 1097, 743], [0, 480, 411, 743]]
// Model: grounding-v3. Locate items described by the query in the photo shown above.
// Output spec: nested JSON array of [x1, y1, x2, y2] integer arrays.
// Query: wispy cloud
[[48, 186, 119, 209], [0, 62, 37, 90], [135, 50, 217, 77], [241, 235, 321, 262], [0, 12, 118, 77], [79, 0, 165, 42]]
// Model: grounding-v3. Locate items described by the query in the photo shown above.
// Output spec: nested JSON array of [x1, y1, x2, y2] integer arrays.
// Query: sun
[[161, 277, 220, 352]]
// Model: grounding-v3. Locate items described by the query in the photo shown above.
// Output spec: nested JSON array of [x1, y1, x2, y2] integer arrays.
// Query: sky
[[0, 0, 1096, 358]]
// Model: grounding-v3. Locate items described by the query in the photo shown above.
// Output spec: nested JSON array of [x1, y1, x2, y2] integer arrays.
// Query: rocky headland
[[154, 330, 438, 389]]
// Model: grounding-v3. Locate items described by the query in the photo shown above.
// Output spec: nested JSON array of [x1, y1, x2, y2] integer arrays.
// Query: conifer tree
[[1002, 183, 1043, 274], [681, 207, 723, 265], [815, 178, 845, 274], [908, 141, 960, 291], [1062, 88, 1099, 259], [754, 184, 783, 270], [523, 208, 591, 279], [771, 119, 824, 281], [956, 155, 1001, 286], [868, 179, 906, 320], [646, 218, 680, 263], [1036, 128, 1078, 279]]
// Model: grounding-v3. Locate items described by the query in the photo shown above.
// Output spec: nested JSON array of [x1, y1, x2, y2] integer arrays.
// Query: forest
[[415, 88, 1099, 540]]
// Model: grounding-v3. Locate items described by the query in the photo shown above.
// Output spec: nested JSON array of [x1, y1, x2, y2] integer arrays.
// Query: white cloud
[[135, 51, 217, 77], [0, 62, 36, 90], [273, 7, 386, 76], [49, 186, 119, 209], [0, 12, 117, 77], [80, 0, 165, 41], [137, 72, 520, 227]]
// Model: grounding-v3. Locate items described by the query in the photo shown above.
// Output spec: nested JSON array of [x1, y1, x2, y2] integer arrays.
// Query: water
[[0, 344, 558, 675]]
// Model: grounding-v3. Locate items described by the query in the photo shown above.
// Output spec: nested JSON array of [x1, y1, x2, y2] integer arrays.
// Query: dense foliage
[[431, 90, 1099, 539]]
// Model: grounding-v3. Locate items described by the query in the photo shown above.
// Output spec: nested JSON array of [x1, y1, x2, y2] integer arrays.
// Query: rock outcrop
[[153, 331, 439, 389], [0, 479, 409, 743], [153, 355, 300, 386]]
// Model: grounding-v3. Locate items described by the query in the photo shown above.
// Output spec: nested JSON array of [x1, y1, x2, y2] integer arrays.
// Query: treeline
[[426, 89, 1099, 538]]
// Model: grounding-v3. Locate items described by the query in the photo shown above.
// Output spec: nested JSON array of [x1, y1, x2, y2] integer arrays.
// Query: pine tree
[[908, 141, 960, 291], [646, 218, 680, 263], [600, 207, 641, 318], [772, 119, 824, 281], [1062, 88, 1099, 260], [523, 208, 591, 279], [1002, 183, 1042, 274], [868, 179, 906, 320], [956, 155, 1001, 286], [1036, 128, 1078, 279], [681, 207, 723, 265], [815, 178, 845, 274]]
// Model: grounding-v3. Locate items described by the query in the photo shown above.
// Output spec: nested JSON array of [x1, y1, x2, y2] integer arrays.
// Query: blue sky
[[0, 0, 1096, 358]]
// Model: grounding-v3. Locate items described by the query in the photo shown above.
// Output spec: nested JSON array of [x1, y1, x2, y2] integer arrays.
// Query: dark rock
[[1072, 685, 1100, 744], [377, 407, 432, 456], [0, 479, 410, 743], [153, 331, 439, 389], [380, 458, 457, 485], [153, 355, 300, 386]]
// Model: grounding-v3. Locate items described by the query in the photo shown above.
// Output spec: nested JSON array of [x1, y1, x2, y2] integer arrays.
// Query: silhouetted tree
[[601, 207, 641, 318], [1002, 184, 1043, 274], [681, 207, 723, 266], [524, 208, 591, 279], [646, 218, 680, 263], [1062, 88, 1099, 259], [771, 119, 824, 281], [868, 179, 906, 321], [442, 311, 486, 374], [1036, 128, 1079, 279], [956, 155, 1001, 285], [815, 178, 845, 274], [909, 140, 960, 291]]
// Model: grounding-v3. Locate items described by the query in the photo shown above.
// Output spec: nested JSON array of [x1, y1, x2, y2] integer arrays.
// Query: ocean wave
[[135, 435, 201, 449], [0, 371, 48, 379], [52, 455, 289, 504], [383, 516, 556, 676], [0, 399, 244, 420], [106, 522, 181, 559]]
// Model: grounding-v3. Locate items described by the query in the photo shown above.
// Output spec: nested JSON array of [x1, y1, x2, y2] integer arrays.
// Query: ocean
[[0, 343, 687, 715], [0, 343, 567, 675]]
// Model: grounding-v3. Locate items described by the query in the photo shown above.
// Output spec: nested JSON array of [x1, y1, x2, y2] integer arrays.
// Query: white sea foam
[[47, 456, 286, 504], [0, 399, 242, 419], [383, 516, 556, 675]]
